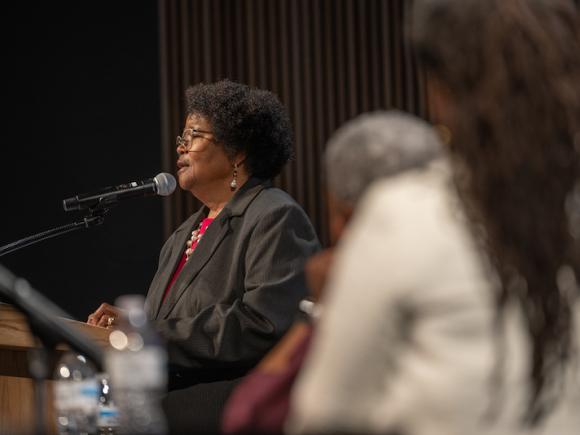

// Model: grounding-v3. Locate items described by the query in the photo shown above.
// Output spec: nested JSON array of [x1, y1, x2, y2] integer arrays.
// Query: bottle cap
[[115, 294, 147, 328]]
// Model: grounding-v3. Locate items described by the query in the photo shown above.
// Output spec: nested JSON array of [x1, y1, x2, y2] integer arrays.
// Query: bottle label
[[98, 404, 120, 428], [77, 379, 99, 413], [54, 381, 74, 411], [55, 380, 97, 408], [105, 347, 168, 389]]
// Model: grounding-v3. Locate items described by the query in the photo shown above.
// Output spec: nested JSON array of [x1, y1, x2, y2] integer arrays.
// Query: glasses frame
[[176, 128, 216, 152]]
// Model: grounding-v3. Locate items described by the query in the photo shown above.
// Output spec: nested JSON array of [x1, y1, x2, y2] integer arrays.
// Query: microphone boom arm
[[0, 209, 107, 258], [1, 172, 175, 258]]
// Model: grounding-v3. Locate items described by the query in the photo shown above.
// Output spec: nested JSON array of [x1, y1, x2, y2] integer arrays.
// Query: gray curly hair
[[324, 110, 443, 206]]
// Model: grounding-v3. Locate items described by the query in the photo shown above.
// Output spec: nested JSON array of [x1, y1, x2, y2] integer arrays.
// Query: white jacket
[[287, 160, 580, 435]]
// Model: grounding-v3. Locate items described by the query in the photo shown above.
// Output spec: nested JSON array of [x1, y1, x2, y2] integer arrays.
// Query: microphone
[[63, 172, 177, 211]]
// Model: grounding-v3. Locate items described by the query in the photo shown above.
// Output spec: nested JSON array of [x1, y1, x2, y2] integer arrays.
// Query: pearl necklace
[[185, 221, 204, 261]]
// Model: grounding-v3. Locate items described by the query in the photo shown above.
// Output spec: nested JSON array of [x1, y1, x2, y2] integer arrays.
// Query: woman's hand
[[87, 303, 122, 328]]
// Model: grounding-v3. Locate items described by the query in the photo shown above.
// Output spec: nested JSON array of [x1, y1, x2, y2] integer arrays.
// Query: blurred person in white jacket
[[287, 1, 580, 434]]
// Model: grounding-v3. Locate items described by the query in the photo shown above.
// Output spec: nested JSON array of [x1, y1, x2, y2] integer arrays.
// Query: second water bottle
[[104, 294, 168, 434]]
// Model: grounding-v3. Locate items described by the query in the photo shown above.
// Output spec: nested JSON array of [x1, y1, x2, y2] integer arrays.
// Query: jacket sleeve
[[151, 204, 320, 371]]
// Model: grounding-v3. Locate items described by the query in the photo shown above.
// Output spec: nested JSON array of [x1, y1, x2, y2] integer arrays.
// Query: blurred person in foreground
[[87, 79, 320, 432], [221, 110, 443, 435], [287, 1, 580, 434]]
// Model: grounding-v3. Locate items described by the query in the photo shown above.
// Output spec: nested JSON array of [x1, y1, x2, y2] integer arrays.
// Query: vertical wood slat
[[266, 1, 279, 94], [323, 0, 337, 146], [234, 0, 246, 83], [158, 0, 425, 246], [245, 1, 256, 86], [357, 0, 369, 113], [301, 0, 316, 223], [289, 0, 303, 206], [277, 0, 291, 192], [311, 0, 328, 243], [345, 0, 357, 118], [381, 0, 393, 109], [369, 0, 382, 110], [334, 1, 347, 127], [255, 0, 267, 88]]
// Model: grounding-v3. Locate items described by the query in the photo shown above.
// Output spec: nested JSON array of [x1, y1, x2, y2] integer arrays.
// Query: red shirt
[[162, 217, 214, 303]]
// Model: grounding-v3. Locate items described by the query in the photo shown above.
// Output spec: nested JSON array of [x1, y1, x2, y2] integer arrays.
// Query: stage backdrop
[[158, 0, 426, 246]]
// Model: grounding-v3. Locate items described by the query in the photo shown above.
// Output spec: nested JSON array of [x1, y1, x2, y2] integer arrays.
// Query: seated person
[[287, 1, 580, 434], [87, 79, 320, 433], [221, 110, 443, 435]]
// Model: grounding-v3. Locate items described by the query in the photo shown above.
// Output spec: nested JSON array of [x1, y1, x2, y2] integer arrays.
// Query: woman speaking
[[88, 79, 320, 432]]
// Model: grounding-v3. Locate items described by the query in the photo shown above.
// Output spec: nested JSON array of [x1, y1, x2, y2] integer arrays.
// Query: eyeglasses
[[176, 128, 215, 152]]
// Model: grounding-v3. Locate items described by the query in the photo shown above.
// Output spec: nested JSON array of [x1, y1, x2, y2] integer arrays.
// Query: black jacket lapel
[[149, 209, 205, 319], [156, 178, 270, 319], [158, 214, 231, 319]]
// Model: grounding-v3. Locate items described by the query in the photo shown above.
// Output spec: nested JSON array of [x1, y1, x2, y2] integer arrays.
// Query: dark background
[[1, 1, 163, 320]]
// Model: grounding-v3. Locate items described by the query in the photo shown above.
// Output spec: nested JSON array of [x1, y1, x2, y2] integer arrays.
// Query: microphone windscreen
[[154, 173, 177, 196]]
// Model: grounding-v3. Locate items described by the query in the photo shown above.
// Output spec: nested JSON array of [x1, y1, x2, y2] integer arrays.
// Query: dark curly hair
[[185, 79, 293, 179], [412, 0, 580, 425]]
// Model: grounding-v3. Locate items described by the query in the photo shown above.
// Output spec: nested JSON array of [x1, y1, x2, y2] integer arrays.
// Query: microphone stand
[[0, 208, 107, 258]]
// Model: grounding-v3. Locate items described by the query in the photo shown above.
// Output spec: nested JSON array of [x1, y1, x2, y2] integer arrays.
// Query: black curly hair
[[412, 0, 580, 425], [184, 79, 293, 179]]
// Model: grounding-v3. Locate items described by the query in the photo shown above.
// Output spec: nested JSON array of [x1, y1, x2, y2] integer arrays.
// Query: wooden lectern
[[0, 303, 111, 434]]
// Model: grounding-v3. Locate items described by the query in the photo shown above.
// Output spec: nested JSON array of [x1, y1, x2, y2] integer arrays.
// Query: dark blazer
[[145, 177, 320, 384]]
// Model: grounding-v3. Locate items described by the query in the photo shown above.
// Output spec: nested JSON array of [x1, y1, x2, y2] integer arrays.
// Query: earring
[[230, 163, 238, 191]]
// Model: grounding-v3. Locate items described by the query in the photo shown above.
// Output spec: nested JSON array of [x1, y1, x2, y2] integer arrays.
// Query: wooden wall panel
[[158, 0, 425, 246]]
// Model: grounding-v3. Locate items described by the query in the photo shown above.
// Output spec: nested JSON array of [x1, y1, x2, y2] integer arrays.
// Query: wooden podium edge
[[0, 303, 112, 434], [0, 303, 111, 377]]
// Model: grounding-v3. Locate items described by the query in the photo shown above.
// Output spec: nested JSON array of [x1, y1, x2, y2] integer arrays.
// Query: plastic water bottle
[[96, 372, 119, 434], [53, 351, 99, 434], [104, 294, 168, 434]]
